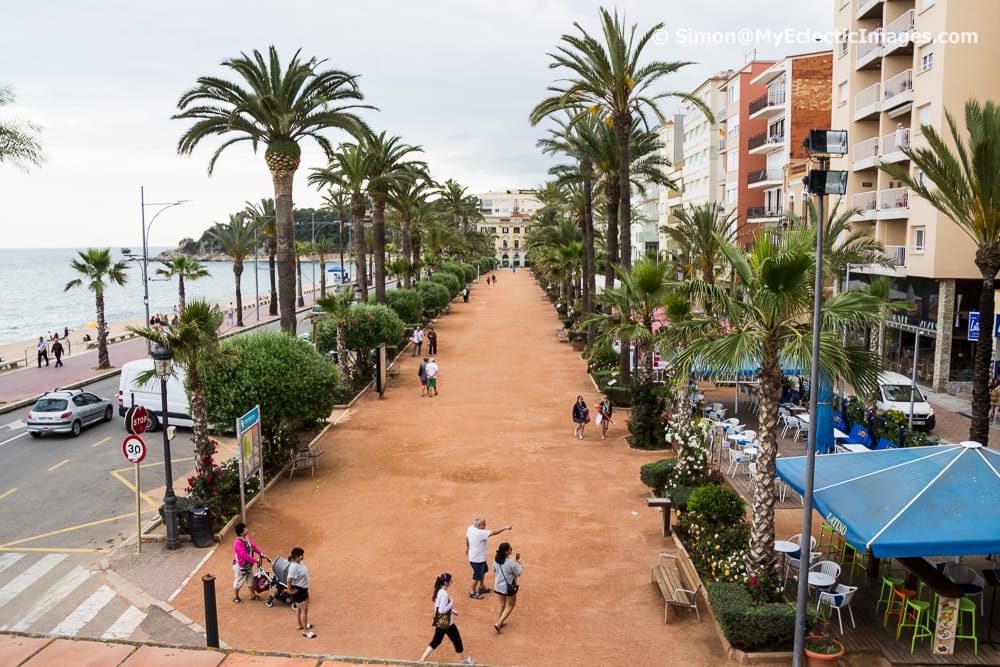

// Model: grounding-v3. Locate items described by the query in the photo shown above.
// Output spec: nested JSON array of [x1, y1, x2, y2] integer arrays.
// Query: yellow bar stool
[[896, 596, 933, 653], [955, 597, 978, 655]]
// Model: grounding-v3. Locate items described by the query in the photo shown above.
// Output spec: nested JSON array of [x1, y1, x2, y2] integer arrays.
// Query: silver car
[[26, 389, 114, 438]]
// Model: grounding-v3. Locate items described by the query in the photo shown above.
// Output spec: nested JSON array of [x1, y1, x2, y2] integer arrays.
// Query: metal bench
[[555, 327, 569, 343], [651, 552, 703, 622]]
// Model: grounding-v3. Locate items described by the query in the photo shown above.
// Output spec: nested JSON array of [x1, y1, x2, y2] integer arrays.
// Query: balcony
[[856, 28, 883, 70], [853, 136, 880, 171], [746, 206, 783, 221], [883, 10, 915, 56], [882, 245, 906, 267], [881, 69, 913, 111], [748, 131, 785, 155], [857, 0, 884, 20], [748, 89, 787, 120], [747, 169, 783, 188], [878, 187, 910, 219], [880, 127, 910, 163], [855, 83, 881, 121], [853, 191, 878, 220]]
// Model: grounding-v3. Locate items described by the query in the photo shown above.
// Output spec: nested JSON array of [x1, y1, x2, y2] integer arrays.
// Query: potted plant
[[804, 617, 845, 666]]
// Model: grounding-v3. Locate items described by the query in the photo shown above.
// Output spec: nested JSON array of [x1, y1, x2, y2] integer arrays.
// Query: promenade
[[0, 271, 993, 666]]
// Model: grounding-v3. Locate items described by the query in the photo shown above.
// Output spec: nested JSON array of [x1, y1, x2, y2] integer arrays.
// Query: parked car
[[875, 371, 936, 431], [27, 389, 114, 438]]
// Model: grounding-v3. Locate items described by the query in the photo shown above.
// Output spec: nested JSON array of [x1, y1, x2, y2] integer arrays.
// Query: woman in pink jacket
[[232, 522, 266, 603]]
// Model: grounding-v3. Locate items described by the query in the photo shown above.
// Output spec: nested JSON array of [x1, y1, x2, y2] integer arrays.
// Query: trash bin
[[188, 507, 215, 547]]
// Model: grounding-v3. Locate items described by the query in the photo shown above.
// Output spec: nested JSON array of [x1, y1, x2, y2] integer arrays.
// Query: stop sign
[[125, 405, 149, 435]]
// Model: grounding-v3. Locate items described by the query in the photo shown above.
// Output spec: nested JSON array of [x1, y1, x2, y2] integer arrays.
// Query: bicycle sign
[[122, 435, 146, 463]]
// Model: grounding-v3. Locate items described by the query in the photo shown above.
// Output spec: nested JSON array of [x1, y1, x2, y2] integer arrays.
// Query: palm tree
[[388, 167, 435, 288], [314, 236, 336, 297], [209, 213, 256, 326], [155, 255, 210, 313], [0, 85, 45, 171], [128, 300, 225, 471], [244, 198, 278, 316], [321, 188, 352, 280], [881, 99, 1000, 444], [665, 203, 737, 285], [664, 229, 882, 576], [530, 7, 708, 279], [64, 249, 129, 369], [174, 46, 372, 334], [295, 240, 310, 306], [361, 131, 424, 303], [314, 287, 356, 382]]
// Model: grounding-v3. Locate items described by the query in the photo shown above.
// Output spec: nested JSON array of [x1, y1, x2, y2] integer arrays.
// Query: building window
[[727, 148, 738, 172], [912, 226, 926, 253], [919, 44, 934, 72], [728, 80, 739, 106], [514, 240, 519, 249], [918, 103, 932, 130], [502, 239, 508, 249], [725, 184, 738, 204], [513, 227, 520, 234], [838, 82, 848, 106], [502, 226, 509, 234], [839, 34, 848, 56]]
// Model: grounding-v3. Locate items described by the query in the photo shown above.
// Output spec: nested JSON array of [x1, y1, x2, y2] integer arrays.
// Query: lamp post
[[140, 187, 188, 353], [253, 226, 260, 322], [152, 341, 180, 550]]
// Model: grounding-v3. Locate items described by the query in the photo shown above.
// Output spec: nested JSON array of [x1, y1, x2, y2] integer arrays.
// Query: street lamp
[[139, 186, 189, 353], [152, 341, 180, 551]]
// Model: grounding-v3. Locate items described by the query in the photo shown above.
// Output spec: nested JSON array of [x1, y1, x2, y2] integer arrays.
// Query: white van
[[117, 359, 193, 429], [875, 371, 935, 431]]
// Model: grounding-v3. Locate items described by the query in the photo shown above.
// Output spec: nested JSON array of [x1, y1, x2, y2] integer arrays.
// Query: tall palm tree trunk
[[187, 372, 213, 467], [372, 201, 387, 303], [605, 186, 620, 291], [178, 277, 187, 312], [95, 293, 110, 369], [233, 262, 244, 326], [319, 255, 327, 297], [971, 257, 1000, 444], [336, 322, 349, 383], [581, 159, 595, 321], [267, 241, 278, 316], [296, 253, 305, 306], [615, 117, 632, 273], [273, 172, 297, 334], [747, 348, 782, 575], [351, 200, 369, 303], [399, 219, 413, 288]]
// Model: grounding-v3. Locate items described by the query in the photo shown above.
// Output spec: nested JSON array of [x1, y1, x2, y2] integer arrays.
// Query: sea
[[0, 247, 357, 346]]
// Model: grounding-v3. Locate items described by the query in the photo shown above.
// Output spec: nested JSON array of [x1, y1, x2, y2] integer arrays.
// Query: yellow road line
[[0, 547, 110, 554], [109, 469, 159, 507], [0, 488, 15, 500], [91, 436, 111, 448], [0, 512, 146, 549], [47, 459, 69, 472]]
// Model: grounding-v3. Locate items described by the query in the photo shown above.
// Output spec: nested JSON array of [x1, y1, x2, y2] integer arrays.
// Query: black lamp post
[[152, 341, 180, 550]]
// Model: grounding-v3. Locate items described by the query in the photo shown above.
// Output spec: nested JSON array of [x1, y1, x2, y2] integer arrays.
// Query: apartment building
[[719, 61, 776, 245], [745, 51, 833, 231], [656, 116, 686, 261], [680, 74, 732, 209], [476, 189, 541, 268], [832, 0, 1000, 392]]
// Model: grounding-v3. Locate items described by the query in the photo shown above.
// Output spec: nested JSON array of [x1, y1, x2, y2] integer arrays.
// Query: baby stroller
[[256, 556, 298, 610]]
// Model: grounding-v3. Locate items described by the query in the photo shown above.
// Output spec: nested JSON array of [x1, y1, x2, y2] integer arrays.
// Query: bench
[[651, 552, 703, 622], [555, 327, 569, 343], [0, 360, 22, 372]]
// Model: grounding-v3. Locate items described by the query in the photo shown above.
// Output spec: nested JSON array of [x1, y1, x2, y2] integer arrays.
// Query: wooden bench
[[555, 327, 569, 343], [651, 552, 703, 622]]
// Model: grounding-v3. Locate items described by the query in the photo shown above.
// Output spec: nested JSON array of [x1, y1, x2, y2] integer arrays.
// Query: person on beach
[[51, 335, 64, 367], [418, 356, 429, 397], [572, 395, 589, 440], [232, 523, 266, 603], [425, 357, 439, 397], [492, 542, 523, 633], [411, 326, 424, 356], [287, 547, 314, 637], [426, 327, 437, 355], [36, 337, 49, 368], [418, 573, 475, 664], [596, 395, 614, 440], [465, 517, 511, 598]]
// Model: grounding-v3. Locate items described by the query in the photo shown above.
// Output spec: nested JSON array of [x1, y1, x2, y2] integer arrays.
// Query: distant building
[[476, 190, 541, 268]]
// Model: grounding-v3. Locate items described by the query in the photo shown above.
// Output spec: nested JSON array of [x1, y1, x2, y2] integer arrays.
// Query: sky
[[1, 1, 832, 249]]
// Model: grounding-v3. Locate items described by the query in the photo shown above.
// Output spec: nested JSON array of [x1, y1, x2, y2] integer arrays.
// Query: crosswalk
[[0, 551, 145, 639]]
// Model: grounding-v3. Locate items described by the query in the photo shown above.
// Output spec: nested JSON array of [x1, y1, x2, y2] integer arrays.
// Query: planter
[[804, 636, 844, 666], [571, 339, 586, 351]]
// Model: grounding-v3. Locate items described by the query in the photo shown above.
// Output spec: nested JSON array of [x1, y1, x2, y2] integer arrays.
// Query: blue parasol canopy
[[776, 442, 1000, 558]]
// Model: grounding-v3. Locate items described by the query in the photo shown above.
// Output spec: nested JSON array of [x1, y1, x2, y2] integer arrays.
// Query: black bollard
[[203, 574, 219, 648]]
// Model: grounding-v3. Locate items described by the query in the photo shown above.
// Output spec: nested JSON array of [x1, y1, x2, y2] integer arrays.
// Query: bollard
[[203, 574, 219, 648]]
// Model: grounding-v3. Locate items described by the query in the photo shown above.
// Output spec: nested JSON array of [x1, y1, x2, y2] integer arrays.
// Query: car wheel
[[29, 432, 41, 439], [146, 413, 160, 431], [71, 421, 82, 437], [103, 406, 114, 422]]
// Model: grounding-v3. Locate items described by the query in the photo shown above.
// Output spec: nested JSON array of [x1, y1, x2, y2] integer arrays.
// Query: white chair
[[945, 563, 985, 614], [809, 560, 842, 595], [779, 412, 798, 438], [785, 550, 822, 586], [816, 584, 858, 634]]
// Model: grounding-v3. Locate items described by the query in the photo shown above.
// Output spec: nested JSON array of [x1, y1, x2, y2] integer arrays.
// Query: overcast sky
[[1, 1, 832, 249]]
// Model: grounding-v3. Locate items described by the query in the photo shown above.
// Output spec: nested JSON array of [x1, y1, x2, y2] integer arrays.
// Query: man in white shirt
[[411, 326, 424, 356], [465, 517, 512, 599], [425, 357, 439, 397]]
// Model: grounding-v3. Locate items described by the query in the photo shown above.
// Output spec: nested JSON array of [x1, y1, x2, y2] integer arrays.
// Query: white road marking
[[4, 565, 90, 632], [101, 605, 145, 640], [2, 419, 26, 431], [0, 552, 25, 575], [50, 585, 116, 636], [0, 553, 66, 608], [0, 431, 28, 447]]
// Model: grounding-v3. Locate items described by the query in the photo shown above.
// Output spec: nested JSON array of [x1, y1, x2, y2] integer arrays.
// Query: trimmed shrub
[[707, 582, 802, 652], [605, 385, 633, 407], [431, 271, 461, 298], [628, 383, 669, 449], [385, 288, 424, 324], [639, 458, 677, 494], [585, 344, 619, 373], [414, 280, 451, 314], [669, 484, 702, 513], [687, 484, 746, 525], [344, 303, 406, 351]]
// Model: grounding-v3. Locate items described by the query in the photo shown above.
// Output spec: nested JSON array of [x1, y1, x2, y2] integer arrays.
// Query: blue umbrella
[[776, 441, 1000, 558]]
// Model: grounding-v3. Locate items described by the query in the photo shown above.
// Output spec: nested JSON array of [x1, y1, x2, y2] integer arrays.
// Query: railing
[[852, 191, 878, 214], [855, 82, 881, 118], [748, 89, 786, 116], [749, 131, 784, 151], [882, 245, 906, 266], [857, 0, 884, 19], [856, 28, 883, 63], [853, 136, 880, 165], [878, 186, 909, 211], [747, 169, 783, 185], [883, 9, 915, 52], [881, 127, 910, 155], [882, 69, 913, 107], [746, 206, 783, 219]]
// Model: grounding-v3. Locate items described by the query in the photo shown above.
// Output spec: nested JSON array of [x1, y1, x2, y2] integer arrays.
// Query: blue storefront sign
[[969, 312, 980, 342]]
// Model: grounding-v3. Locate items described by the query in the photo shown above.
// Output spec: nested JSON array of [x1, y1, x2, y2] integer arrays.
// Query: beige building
[[832, 0, 1000, 391], [656, 117, 686, 262], [680, 74, 732, 209], [475, 190, 541, 268]]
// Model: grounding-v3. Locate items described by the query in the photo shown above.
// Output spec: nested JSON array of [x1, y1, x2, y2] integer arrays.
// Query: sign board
[[994, 314, 1000, 339], [122, 435, 146, 463], [124, 405, 149, 435], [237, 405, 262, 478], [969, 312, 980, 342]]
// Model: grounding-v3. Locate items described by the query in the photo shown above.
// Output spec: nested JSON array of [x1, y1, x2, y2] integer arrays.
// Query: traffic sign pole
[[135, 462, 141, 554], [122, 435, 147, 554]]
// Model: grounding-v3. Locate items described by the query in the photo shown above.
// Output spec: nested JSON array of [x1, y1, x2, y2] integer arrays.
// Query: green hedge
[[385, 288, 424, 324], [707, 582, 803, 652], [431, 271, 461, 298], [639, 458, 677, 493], [605, 385, 633, 406]]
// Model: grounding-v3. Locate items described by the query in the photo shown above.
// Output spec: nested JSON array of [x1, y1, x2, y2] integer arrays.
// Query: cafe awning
[[776, 441, 1000, 559]]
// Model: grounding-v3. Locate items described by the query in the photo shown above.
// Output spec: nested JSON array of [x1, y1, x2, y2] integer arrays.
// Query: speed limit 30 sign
[[122, 435, 147, 463]]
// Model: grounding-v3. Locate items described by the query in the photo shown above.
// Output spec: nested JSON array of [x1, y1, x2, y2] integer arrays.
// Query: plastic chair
[[840, 541, 866, 583], [832, 411, 847, 432], [955, 597, 978, 655], [896, 596, 933, 652], [816, 584, 857, 634], [874, 438, 897, 451], [884, 585, 915, 628], [945, 564, 985, 614], [818, 524, 841, 560], [784, 551, 822, 587], [846, 424, 872, 447], [810, 560, 842, 593]]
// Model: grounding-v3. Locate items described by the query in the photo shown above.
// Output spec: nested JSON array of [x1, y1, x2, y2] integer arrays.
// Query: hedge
[[706, 582, 803, 652], [639, 458, 677, 493]]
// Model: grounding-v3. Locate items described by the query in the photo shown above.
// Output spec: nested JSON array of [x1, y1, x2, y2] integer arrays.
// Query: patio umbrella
[[776, 441, 1000, 558], [84, 322, 99, 329]]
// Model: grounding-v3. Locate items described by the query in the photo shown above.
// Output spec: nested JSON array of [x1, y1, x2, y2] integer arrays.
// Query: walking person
[[287, 547, 315, 637], [596, 395, 614, 440], [572, 395, 589, 440], [51, 335, 64, 367], [418, 356, 429, 397], [232, 523, 266, 603], [411, 326, 424, 356], [465, 517, 512, 599], [227, 305, 235, 326], [492, 542, 523, 633], [36, 337, 49, 368], [418, 573, 475, 664], [426, 327, 437, 355], [425, 357, 439, 397]]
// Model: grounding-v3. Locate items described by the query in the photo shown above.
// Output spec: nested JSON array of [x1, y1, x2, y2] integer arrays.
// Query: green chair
[[955, 597, 978, 655], [841, 541, 866, 583], [819, 524, 842, 561], [876, 575, 903, 620], [896, 597, 933, 653]]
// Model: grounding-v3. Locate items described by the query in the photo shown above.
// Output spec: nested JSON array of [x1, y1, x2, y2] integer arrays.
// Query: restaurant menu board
[[933, 596, 959, 655]]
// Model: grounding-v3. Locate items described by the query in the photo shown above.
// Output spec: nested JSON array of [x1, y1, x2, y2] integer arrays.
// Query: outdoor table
[[794, 413, 849, 440], [838, 443, 871, 453], [774, 539, 800, 575], [781, 402, 807, 413], [898, 556, 966, 655], [807, 570, 836, 595]]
